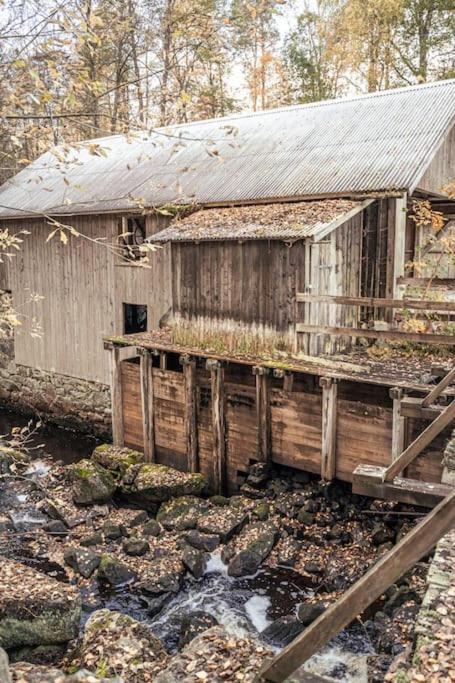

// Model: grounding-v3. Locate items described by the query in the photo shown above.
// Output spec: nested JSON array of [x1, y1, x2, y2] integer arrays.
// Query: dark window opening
[[119, 216, 146, 261], [124, 304, 147, 334]]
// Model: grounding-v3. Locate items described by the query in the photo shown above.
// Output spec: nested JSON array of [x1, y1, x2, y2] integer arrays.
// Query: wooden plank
[[320, 377, 337, 480], [181, 355, 199, 473], [390, 387, 405, 461], [258, 489, 455, 682], [208, 359, 227, 495], [140, 350, 155, 463], [254, 367, 272, 463], [400, 396, 444, 420], [383, 400, 455, 481], [109, 346, 124, 446], [397, 277, 455, 287], [422, 366, 455, 407], [295, 293, 455, 313], [295, 324, 455, 346], [353, 464, 453, 508]]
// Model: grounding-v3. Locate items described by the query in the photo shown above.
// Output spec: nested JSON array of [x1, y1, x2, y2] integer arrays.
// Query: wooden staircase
[[353, 366, 455, 508]]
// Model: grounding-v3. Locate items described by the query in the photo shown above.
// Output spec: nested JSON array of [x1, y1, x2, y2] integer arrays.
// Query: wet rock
[[371, 523, 395, 546], [261, 614, 304, 646], [0, 559, 81, 650], [197, 506, 247, 542], [246, 462, 271, 489], [227, 521, 279, 577], [92, 444, 144, 477], [97, 554, 136, 587], [120, 463, 206, 509], [139, 553, 185, 596], [276, 537, 302, 567], [383, 585, 419, 616], [122, 536, 149, 556], [102, 521, 123, 540], [80, 532, 103, 547], [156, 495, 211, 531], [64, 548, 101, 578], [144, 592, 173, 618], [182, 545, 208, 579], [184, 529, 219, 552], [43, 520, 68, 537], [297, 601, 326, 626], [69, 459, 116, 505], [252, 501, 269, 521], [178, 611, 219, 649], [296, 509, 315, 525], [75, 609, 166, 680], [143, 519, 162, 537], [131, 510, 149, 526]]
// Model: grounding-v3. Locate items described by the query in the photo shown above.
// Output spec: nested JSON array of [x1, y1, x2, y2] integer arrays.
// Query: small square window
[[124, 304, 147, 334], [119, 216, 146, 261]]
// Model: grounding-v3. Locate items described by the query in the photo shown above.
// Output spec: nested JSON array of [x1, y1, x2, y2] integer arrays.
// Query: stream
[[0, 407, 373, 681]]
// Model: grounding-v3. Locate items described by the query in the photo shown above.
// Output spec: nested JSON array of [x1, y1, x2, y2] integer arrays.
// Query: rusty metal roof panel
[[0, 79, 454, 218]]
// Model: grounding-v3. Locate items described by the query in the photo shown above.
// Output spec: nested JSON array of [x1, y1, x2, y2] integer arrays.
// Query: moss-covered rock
[[97, 554, 136, 587], [0, 559, 81, 650], [92, 444, 144, 478], [120, 463, 206, 509], [69, 459, 116, 505], [156, 495, 211, 531], [226, 521, 279, 578]]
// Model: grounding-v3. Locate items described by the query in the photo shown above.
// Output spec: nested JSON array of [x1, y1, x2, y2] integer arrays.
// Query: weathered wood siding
[[120, 358, 446, 492], [3, 214, 171, 384], [418, 124, 455, 195]]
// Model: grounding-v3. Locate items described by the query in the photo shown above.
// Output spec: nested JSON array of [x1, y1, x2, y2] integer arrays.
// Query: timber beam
[[390, 387, 406, 461], [140, 349, 156, 463], [320, 377, 338, 480], [108, 345, 124, 447], [207, 359, 227, 494], [180, 355, 199, 473], [253, 366, 272, 464]]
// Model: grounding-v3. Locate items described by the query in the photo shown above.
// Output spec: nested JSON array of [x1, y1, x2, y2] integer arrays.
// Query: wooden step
[[352, 464, 453, 508], [400, 396, 445, 420]]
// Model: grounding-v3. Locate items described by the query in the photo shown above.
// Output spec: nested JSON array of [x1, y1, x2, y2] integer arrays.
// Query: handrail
[[295, 293, 455, 313], [421, 366, 455, 408]]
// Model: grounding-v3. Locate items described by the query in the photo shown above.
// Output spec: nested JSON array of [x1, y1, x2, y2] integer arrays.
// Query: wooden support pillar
[[392, 194, 407, 299], [320, 377, 337, 481], [107, 344, 124, 446], [181, 355, 198, 473], [207, 359, 226, 494], [390, 387, 406, 462], [159, 352, 167, 370], [273, 368, 294, 393], [254, 366, 272, 463], [140, 349, 155, 463]]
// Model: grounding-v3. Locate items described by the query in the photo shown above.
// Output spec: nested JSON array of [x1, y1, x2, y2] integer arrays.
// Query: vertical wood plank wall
[[120, 357, 447, 492]]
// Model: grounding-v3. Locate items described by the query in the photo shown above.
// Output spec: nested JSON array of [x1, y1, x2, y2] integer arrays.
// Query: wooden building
[[0, 80, 454, 471]]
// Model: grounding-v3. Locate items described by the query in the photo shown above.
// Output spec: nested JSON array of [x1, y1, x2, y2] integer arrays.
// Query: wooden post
[[320, 377, 337, 480], [181, 355, 199, 473], [140, 349, 155, 463], [392, 194, 407, 299], [108, 345, 124, 446], [254, 366, 272, 464], [258, 489, 455, 682], [390, 387, 406, 461], [283, 371, 294, 393], [208, 359, 226, 495], [159, 352, 167, 370]]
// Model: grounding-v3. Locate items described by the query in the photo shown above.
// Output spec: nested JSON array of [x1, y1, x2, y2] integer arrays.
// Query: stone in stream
[[102, 521, 123, 540], [0, 559, 81, 650], [91, 444, 144, 477], [182, 545, 208, 579], [74, 609, 166, 680], [80, 531, 103, 547], [97, 554, 136, 587], [139, 551, 185, 596], [120, 463, 206, 510], [69, 459, 116, 505], [143, 519, 162, 537], [178, 611, 219, 649], [122, 536, 150, 556], [261, 614, 304, 646], [64, 548, 101, 578], [156, 495, 211, 531], [184, 529, 220, 552], [297, 601, 326, 626], [196, 506, 247, 543], [226, 521, 279, 577]]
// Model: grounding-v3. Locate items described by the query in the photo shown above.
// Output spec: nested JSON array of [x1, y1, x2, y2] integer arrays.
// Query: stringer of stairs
[[353, 366, 455, 507]]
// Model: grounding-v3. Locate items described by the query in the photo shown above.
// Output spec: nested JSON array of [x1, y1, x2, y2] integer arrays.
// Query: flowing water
[[0, 407, 372, 681]]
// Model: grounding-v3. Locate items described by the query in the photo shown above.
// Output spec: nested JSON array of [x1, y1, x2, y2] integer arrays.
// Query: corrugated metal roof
[[0, 79, 454, 219], [150, 199, 363, 242]]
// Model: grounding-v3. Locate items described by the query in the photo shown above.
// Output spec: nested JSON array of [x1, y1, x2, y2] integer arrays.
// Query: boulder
[[69, 460, 116, 506], [64, 548, 101, 579], [143, 519, 162, 537], [97, 554, 136, 587], [157, 495, 211, 531], [120, 463, 206, 510], [197, 506, 247, 543], [139, 552, 185, 596], [246, 462, 271, 489], [102, 522, 123, 540], [75, 609, 166, 681], [122, 537, 150, 556], [43, 520, 68, 538], [184, 529, 220, 552], [80, 532, 103, 547], [131, 510, 149, 526], [92, 444, 144, 478], [227, 522, 279, 578], [178, 611, 219, 649], [261, 614, 304, 646], [182, 545, 208, 579], [0, 559, 81, 650], [297, 601, 326, 626]]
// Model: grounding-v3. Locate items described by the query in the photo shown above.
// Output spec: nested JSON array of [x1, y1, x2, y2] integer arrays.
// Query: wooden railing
[[295, 293, 455, 346]]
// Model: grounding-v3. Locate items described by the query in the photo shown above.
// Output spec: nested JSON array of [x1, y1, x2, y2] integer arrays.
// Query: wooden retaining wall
[[120, 357, 447, 493]]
